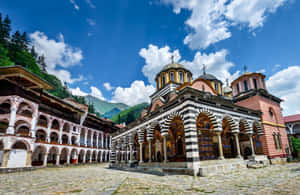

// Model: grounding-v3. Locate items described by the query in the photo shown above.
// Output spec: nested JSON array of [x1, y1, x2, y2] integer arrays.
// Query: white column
[[217, 132, 224, 160], [249, 134, 256, 157], [139, 142, 143, 163], [56, 154, 60, 165], [163, 136, 167, 163], [129, 144, 133, 162], [148, 141, 152, 163], [84, 130, 87, 146], [43, 152, 48, 166], [96, 133, 99, 148], [59, 122, 63, 144], [30, 106, 39, 138], [109, 136, 112, 149], [91, 131, 94, 147], [234, 133, 242, 158], [6, 101, 18, 134], [46, 119, 52, 143]]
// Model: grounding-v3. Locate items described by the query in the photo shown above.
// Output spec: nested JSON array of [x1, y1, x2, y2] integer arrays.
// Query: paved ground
[[0, 163, 300, 194]]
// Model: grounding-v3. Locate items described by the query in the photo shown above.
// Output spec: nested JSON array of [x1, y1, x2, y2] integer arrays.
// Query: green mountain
[[84, 95, 129, 115], [111, 102, 149, 125]]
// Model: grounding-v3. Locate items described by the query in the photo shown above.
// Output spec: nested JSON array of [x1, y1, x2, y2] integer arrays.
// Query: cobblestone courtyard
[[0, 163, 300, 194]]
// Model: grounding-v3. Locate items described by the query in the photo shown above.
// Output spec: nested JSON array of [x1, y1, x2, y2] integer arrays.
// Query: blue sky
[[1, 0, 300, 115]]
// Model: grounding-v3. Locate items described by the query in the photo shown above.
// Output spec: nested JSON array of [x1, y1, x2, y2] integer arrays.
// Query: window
[[162, 74, 166, 87], [214, 82, 218, 92], [187, 73, 191, 82], [278, 133, 282, 149], [273, 133, 278, 150], [169, 72, 175, 82], [179, 72, 184, 83], [244, 80, 248, 91], [202, 85, 205, 92], [273, 133, 282, 150], [269, 108, 274, 120], [236, 84, 240, 94], [253, 78, 258, 89]]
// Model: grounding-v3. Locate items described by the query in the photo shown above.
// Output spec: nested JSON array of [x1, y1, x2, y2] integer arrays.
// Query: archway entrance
[[133, 134, 139, 161], [78, 150, 85, 163], [221, 118, 237, 158], [8, 141, 28, 167], [239, 120, 251, 159], [0, 141, 4, 166], [70, 149, 77, 164], [197, 113, 218, 161], [47, 147, 58, 165], [253, 123, 263, 154], [151, 126, 163, 162], [60, 148, 68, 165], [32, 146, 46, 166], [166, 116, 186, 162], [86, 151, 91, 163]]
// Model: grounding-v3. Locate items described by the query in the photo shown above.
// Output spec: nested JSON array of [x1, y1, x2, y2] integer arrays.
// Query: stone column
[[91, 131, 94, 148], [83, 153, 86, 163], [43, 152, 49, 166], [6, 102, 17, 134], [234, 133, 242, 158], [216, 132, 224, 160], [101, 133, 104, 148], [56, 154, 60, 165], [96, 134, 99, 148], [95, 152, 98, 162], [148, 141, 152, 163], [30, 107, 38, 138], [249, 134, 256, 157], [75, 153, 79, 164], [1, 150, 10, 167], [59, 125, 63, 144], [26, 151, 32, 167], [84, 130, 87, 147], [139, 142, 143, 163], [129, 144, 133, 162], [163, 136, 167, 163], [66, 153, 70, 164]]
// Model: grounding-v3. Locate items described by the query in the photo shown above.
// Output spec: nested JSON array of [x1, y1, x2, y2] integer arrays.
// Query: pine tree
[[21, 32, 28, 50], [1, 15, 11, 47], [30, 46, 37, 59], [37, 55, 47, 72]]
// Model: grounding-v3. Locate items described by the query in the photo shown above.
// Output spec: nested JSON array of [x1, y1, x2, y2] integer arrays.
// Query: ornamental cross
[[171, 55, 174, 64], [203, 64, 206, 75]]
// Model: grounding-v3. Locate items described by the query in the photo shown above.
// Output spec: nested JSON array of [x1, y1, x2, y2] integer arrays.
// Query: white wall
[[7, 149, 27, 168]]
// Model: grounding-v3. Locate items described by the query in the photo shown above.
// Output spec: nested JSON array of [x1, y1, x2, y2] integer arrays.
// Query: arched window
[[179, 72, 184, 83], [169, 71, 175, 82], [269, 108, 274, 120], [162, 74, 166, 87], [244, 80, 248, 91], [202, 85, 205, 92], [236, 84, 240, 94], [214, 82, 218, 92], [253, 78, 258, 89]]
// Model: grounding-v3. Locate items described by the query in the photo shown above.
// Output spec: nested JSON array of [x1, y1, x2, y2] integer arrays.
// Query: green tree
[[37, 55, 47, 72], [0, 44, 13, 67], [30, 46, 38, 59], [0, 15, 11, 47]]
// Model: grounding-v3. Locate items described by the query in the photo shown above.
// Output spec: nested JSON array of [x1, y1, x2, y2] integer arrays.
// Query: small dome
[[161, 62, 189, 72], [199, 73, 220, 82], [223, 86, 232, 94]]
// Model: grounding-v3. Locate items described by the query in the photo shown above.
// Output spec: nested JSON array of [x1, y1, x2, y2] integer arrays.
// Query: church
[[110, 61, 289, 176]]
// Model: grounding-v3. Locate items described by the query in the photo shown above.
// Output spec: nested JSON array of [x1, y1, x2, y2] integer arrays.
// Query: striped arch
[[222, 115, 239, 133], [239, 118, 252, 133], [162, 111, 184, 136], [137, 128, 146, 143], [147, 121, 162, 140], [253, 120, 263, 135], [196, 108, 220, 131]]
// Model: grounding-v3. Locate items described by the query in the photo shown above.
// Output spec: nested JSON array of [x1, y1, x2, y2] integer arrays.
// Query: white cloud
[[161, 0, 288, 49], [266, 66, 300, 115], [70, 0, 80, 10], [140, 44, 181, 85], [30, 31, 83, 84], [139, 44, 237, 84], [86, 18, 96, 26], [111, 80, 155, 106], [85, 0, 96, 8], [90, 86, 105, 100], [103, 82, 114, 91], [69, 87, 88, 96], [69, 86, 105, 100]]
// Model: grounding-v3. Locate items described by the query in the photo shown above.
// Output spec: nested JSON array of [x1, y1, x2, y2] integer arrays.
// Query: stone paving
[[0, 163, 300, 194]]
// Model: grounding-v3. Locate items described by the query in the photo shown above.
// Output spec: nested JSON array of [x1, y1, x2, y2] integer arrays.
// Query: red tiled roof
[[284, 114, 300, 123], [116, 124, 125, 128]]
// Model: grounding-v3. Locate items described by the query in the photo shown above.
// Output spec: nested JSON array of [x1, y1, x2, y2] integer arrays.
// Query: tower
[[231, 72, 289, 162]]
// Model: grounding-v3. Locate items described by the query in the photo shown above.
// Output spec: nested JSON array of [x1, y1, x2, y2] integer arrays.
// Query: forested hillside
[[111, 103, 149, 125], [0, 13, 98, 115]]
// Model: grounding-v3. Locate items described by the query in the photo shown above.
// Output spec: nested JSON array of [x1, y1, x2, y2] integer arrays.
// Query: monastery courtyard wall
[[0, 162, 299, 194]]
